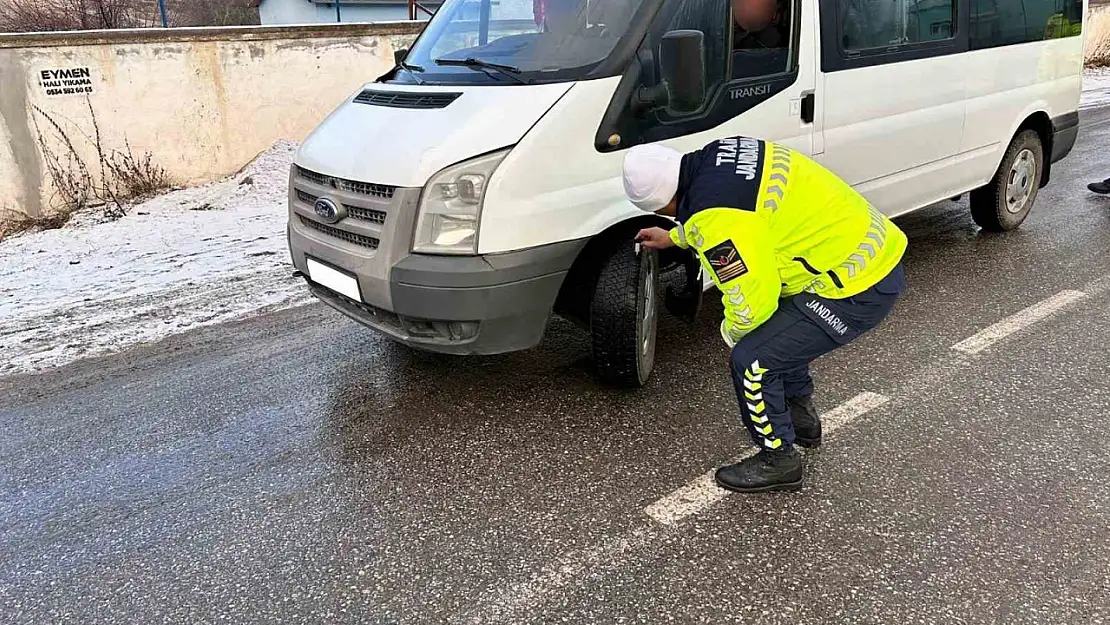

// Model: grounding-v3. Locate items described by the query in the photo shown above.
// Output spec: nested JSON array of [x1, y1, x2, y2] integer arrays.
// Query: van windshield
[[401, 0, 647, 84]]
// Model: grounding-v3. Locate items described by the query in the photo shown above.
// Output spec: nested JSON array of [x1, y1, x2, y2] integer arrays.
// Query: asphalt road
[[4, 109, 1110, 625]]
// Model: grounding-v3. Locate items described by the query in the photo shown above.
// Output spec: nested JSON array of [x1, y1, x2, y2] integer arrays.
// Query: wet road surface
[[4, 108, 1110, 624]]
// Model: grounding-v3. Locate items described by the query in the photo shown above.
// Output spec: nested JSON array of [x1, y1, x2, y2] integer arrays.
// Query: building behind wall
[[252, 0, 443, 24]]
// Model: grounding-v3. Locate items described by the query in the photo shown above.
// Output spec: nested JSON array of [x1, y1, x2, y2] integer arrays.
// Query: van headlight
[[413, 149, 509, 255]]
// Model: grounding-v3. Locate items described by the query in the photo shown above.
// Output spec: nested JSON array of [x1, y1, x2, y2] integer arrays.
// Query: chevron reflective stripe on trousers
[[742, 359, 782, 449], [763, 146, 792, 213], [836, 206, 889, 280]]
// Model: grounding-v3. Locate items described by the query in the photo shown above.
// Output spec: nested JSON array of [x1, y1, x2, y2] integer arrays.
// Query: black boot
[[788, 395, 822, 448], [1088, 178, 1110, 195], [714, 447, 803, 493]]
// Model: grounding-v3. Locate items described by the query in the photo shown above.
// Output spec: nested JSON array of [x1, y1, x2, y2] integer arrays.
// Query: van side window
[[592, 0, 801, 148], [970, 0, 1083, 49], [666, 0, 730, 97], [839, 0, 956, 50], [731, 0, 794, 80]]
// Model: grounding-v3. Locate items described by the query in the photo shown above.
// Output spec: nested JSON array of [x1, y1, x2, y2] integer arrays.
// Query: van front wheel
[[590, 243, 659, 388], [970, 130, 1044, 232]]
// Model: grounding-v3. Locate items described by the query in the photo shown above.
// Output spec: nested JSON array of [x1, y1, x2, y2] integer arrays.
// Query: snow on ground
[[1082, 67, 1110, 110], [0, 141, 312, 377]]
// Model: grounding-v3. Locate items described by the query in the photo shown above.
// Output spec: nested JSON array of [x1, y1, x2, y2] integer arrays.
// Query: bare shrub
[[83, 99, 169, 218], [0, 0, 260, 31], [31, 100, 170, 222], [105, 141, 170, 202], [31, 105, 95, 212], [1087, 8, 1110, 67], [0, 0, 153, 33], [167, 0, 259, 27]]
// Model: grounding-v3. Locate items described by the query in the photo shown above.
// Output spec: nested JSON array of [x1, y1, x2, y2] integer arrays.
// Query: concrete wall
[[0, 22, 423, 218]]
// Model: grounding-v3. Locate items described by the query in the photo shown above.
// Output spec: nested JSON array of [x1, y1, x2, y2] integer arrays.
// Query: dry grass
[[1087, 7, 1110, 67], [0, 205, 74, 243]]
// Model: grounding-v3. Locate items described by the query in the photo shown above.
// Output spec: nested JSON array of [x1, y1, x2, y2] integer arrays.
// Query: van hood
[[294, 82, 574, 188]]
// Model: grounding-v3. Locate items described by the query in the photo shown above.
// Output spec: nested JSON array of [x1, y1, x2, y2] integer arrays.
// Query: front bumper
[[287, 172, 585, 355], [293, 239, 583, 355]]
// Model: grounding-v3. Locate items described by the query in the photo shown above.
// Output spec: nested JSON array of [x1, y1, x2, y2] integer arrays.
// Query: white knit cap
[[622, 143, 683, 212]]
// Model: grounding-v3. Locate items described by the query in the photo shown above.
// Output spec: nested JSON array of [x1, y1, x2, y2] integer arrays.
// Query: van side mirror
[[394, 48, 408, 66], [632, 30, 707, 114], [659, 29, 706, 113]]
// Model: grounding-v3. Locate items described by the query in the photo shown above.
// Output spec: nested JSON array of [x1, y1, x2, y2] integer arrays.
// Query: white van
[[287, 0, 1085, 386]]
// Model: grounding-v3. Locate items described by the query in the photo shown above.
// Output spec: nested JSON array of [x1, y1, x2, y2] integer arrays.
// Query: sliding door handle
[[801, 92, 815, 124]]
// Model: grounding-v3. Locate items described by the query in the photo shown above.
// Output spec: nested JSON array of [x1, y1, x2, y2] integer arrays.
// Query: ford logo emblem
[[313, 197, 345, 224]]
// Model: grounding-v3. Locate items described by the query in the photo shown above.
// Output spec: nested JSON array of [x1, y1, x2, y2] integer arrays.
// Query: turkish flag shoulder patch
[[705, 240, 748, 282]]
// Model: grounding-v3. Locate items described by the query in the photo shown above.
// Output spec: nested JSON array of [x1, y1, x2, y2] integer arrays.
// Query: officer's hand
[[635, 227, 674, 250]]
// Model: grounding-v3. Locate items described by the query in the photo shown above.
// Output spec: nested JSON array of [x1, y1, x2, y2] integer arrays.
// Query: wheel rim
[[641, 262, 655, 357], [1005, 148, 1037, 214]]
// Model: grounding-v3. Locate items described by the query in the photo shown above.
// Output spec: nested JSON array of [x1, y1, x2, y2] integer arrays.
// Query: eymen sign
[[38, 67, 95, 97]]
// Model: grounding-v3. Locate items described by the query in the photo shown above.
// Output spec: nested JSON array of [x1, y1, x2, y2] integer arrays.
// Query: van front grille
[[295, 166, 395, 199], [298, 216, 380, 250], [295, 190, 387, 225], [346, 205, 388, 225], [295, 166, 328, 187]]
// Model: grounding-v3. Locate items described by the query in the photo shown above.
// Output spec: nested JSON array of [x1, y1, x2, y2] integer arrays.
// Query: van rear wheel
[[970, 130, 1044, 232], [590, 243, 659, 388]]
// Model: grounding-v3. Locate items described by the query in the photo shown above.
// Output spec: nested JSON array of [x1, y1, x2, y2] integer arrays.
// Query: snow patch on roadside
[[0, 141, 313, 377], [1083, 67, 1110, 110]]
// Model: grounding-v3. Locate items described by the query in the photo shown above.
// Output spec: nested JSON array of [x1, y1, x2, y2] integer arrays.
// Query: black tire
[[969, 130, 1044, 232], [590, 243, 659, 388]]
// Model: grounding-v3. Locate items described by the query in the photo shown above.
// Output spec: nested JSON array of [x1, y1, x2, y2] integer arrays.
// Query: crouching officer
[[623, 137, 908, 492]]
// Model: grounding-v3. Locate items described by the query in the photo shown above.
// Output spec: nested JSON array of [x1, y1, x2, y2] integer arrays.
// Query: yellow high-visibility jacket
[[668, 137, 907, 346]]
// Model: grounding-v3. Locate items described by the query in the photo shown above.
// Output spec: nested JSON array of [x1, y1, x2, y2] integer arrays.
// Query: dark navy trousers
[[729, 264, 907, 450]]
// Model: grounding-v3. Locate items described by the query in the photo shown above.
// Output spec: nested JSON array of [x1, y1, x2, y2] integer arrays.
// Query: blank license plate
[[306, 257, 362, 302]]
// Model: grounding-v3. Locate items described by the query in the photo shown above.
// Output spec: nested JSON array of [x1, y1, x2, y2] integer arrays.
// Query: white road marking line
[[454, 528, 654, 625], [642, 471, 726, 528], [951, 289, 1087, 355], [643, 391, 890, 526], [821, 390, 890, 430]]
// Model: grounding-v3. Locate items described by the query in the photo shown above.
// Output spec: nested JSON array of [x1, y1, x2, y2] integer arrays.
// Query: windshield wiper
[[397, 60, 426, 84], [434, 57, 526, 84]]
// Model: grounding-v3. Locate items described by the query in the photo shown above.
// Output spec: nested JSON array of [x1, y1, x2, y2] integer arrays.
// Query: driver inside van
[[535, 0, 586, 34], [732, 0, 788, 49], [731, 0, 790, 79]]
